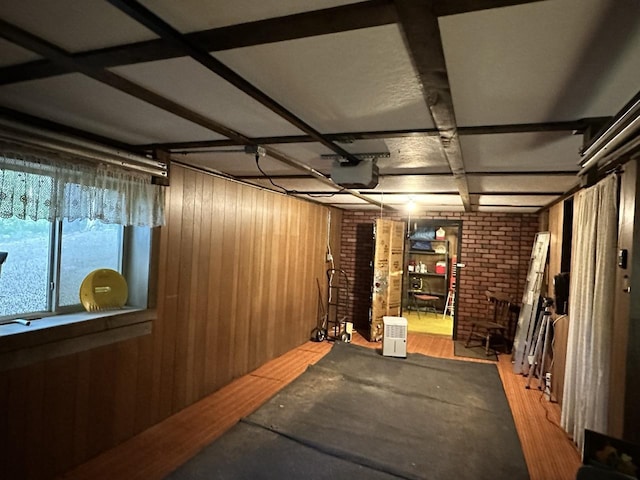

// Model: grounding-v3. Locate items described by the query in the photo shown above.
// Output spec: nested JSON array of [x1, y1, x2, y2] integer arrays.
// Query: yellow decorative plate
[[79, 268, 128, 312]]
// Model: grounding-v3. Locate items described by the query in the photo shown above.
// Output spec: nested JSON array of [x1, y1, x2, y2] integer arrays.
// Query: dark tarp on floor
[[167, 342, 529, 480]]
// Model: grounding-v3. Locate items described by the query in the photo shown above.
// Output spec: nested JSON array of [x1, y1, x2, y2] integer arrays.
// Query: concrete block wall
[[339, 210, 539, 340]]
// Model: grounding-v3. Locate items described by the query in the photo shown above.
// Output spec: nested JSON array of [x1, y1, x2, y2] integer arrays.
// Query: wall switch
[[618, 249, 628, 269]]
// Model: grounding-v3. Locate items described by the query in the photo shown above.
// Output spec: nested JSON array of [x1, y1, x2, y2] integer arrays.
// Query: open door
[[403, 220, 462, 338]]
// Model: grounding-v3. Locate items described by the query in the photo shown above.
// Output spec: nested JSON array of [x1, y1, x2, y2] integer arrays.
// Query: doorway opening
[[402, 219, 462, 338]]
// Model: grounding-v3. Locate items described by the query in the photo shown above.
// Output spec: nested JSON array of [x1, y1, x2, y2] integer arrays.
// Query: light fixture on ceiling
[[406, 198, 416, 212]]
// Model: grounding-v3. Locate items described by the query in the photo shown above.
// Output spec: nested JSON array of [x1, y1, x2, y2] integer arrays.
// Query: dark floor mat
[[168, 342, 528, 480], [453, 340, 498, 361], [165, 421, 401, 480]]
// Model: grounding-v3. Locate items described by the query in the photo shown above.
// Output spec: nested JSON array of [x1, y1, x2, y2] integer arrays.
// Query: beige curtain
[[561, 173, 618, 451], [0, 151, 165, 227]]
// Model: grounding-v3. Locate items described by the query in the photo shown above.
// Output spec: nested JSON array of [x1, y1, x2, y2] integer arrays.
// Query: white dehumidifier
[[382, 316, 407, 358]]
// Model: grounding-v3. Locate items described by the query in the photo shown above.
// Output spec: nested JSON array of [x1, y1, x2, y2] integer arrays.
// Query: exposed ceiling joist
[[236, 171, 578, 180], [0, 0, 397, 86], [394, 0, 471, 210], [0, 18, 384, 208], [106, 0, 366, 167], [465, 171, 577, 177], [262, 190, 563, 196], [0, 105, 136, 152], [433, 0, 544, 16], [0, 19, 248, 142], [140, 119, 601, 151], [0, 0, 631, 216]]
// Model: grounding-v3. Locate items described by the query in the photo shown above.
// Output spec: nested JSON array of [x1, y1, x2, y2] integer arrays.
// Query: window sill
[[0, 308, 155, 371]]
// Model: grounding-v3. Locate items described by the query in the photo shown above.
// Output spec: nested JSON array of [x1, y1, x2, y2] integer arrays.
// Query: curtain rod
[[0, 117, 167, 178]]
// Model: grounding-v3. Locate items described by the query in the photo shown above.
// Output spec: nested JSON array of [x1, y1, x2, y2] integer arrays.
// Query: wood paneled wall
[[612, 161, 635, 440], [0, 165, 335, 479], [547, 201, 569, 405]]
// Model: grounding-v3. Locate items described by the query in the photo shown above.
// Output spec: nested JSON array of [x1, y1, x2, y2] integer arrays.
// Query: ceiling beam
[[106, 0, 365, 167], [0, 0, 397, 86], [394, 0, 471, 211], [235, 171, 578, 180], [0, 19, 246, 141], [0, 105, 137, 152], [0, 0, 543, 87], [265, 190, 564, 196], [0, 19, 384, 208], [138, 119, 603, 151], [433, 0, 545, 16]]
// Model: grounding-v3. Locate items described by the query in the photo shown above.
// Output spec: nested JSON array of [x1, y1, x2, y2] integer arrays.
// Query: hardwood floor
[[60, 332, 580, 480]]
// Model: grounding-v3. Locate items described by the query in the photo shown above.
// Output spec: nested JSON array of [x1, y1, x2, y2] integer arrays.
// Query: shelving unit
[[404, 239, 449, 313]]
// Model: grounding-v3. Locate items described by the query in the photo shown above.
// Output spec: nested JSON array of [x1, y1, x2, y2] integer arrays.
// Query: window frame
[[0, 217, 129, 321], [0, 225, 158, 371]]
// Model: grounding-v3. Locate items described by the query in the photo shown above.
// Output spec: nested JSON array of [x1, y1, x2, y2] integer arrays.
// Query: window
[[0, 148, 164, 325], [0, 216, 124, 319], [0, 131, 164, 368]]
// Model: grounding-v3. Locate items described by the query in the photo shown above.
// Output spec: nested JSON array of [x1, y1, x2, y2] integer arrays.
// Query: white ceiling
[[138, 0, 362, 33], [213, 24, 436, 133], [0, 74, 222, 144], [460, 132, 584, 173], [0, 0, 639, 214], [112, 57, 307, 138], [0, 0, 156, 52]]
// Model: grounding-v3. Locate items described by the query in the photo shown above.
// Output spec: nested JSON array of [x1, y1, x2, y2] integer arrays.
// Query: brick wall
[[339, 210, 539, 340]]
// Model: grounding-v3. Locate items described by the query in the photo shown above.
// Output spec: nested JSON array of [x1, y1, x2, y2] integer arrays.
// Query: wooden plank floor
[[60, 332, 580, 480]]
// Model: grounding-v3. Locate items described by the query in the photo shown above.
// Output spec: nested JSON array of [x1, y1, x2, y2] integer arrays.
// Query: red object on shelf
[[435, 261, 446, 274]]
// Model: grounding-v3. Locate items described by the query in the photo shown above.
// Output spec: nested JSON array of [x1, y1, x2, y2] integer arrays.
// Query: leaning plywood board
[[550, 314, 570, 405], [387, 220, 405, 315], [370, 219, 405, 341], [512, 231, 550, 374], [371, 219, 391, 341]]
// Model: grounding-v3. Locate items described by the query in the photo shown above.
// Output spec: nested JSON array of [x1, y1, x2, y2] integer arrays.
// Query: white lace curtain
[[561, 173, 618, 451], [0, 150, 165, 227]]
